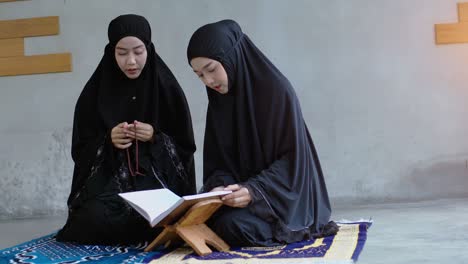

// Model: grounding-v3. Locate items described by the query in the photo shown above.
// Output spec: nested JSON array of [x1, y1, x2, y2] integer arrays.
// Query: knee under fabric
[[208, 207, 280, 247]]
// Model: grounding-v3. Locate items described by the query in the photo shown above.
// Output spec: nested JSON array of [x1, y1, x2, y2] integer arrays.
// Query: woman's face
[[115, 36, 147, 79], [191, 57, 229, 94]]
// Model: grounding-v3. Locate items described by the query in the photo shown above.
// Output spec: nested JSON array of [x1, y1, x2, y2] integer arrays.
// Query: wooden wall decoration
[[435, 2, 468, 44], [0, 2, 72, 76]]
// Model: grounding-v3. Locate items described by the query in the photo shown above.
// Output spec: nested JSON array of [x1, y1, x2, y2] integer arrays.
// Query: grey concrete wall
[[1, 0, 468, 219]]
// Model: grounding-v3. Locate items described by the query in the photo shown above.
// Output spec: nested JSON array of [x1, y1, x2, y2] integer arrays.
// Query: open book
[[119, 188, 231, 227]]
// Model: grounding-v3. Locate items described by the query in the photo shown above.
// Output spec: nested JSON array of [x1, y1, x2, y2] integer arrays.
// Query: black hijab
[[68, 14, 196, 204], [187, 20, 332, 242]]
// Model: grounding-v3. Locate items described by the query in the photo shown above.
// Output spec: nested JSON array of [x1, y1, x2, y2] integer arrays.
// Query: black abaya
[[187, 19, 337, 246], [56, 14, 196, 245]]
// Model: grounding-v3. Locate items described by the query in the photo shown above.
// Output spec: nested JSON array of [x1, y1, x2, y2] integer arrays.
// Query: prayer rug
[[0, 221, 371, 264]]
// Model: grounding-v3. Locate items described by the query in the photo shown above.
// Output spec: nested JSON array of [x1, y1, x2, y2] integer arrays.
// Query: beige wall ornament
[[0, 2, 72, 76], [435, 2, 468, 44]]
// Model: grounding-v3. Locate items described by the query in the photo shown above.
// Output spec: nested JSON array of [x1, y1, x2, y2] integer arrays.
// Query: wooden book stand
[[144, 198, 230, 256]]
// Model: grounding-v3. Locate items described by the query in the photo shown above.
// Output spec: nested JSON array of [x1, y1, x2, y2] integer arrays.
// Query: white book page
[[119, 188, 181, 224], [182, 190, 232, 200]]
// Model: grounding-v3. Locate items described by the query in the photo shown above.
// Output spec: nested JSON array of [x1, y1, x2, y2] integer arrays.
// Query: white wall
[[1, 0, 468, 219]]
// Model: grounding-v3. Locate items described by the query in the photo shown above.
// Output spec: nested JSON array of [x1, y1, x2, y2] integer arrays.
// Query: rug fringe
[[336, 218, 373, 224]]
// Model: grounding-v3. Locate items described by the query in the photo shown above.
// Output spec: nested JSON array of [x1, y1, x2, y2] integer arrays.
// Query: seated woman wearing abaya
[[56, 14, 196, 245], [186, 20, 338, 247]]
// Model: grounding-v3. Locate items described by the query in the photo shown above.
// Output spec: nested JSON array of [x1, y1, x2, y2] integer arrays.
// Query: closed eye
[[134, 48, 145, 55]]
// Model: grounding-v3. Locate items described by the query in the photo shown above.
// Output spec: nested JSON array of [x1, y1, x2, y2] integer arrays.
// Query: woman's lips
[[127, 69, 138, 75]]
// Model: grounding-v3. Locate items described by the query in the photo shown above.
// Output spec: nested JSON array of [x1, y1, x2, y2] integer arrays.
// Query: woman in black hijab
[[187, 20, 337, 247], [56, 14, 196, 245]]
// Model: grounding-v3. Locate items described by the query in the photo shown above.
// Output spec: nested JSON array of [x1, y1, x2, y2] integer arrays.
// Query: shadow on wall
[[331, 155, 468, 207], [400, 156, 468, 201]]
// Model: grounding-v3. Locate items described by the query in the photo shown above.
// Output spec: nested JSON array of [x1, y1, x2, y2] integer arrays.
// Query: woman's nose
[[204, 76, 214, 86], [128, 54, 136, 65]]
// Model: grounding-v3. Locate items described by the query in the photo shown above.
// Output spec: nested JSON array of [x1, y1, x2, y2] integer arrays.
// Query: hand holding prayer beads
[[124, 121, 154, 142], [111, 122, 133, 149]]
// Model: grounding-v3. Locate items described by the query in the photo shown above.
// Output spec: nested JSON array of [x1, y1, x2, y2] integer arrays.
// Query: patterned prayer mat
[[0, 221, 371, 264]]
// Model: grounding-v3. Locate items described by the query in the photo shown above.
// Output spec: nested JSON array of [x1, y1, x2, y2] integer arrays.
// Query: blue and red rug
[[0, 221, 371, 264]]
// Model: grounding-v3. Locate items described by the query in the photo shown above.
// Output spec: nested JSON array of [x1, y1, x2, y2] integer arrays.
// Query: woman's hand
[[125, 121, 155, 142], [221, 184, 251, 208], [111, 122, 133, 149], [210, 186, 226, 192]]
